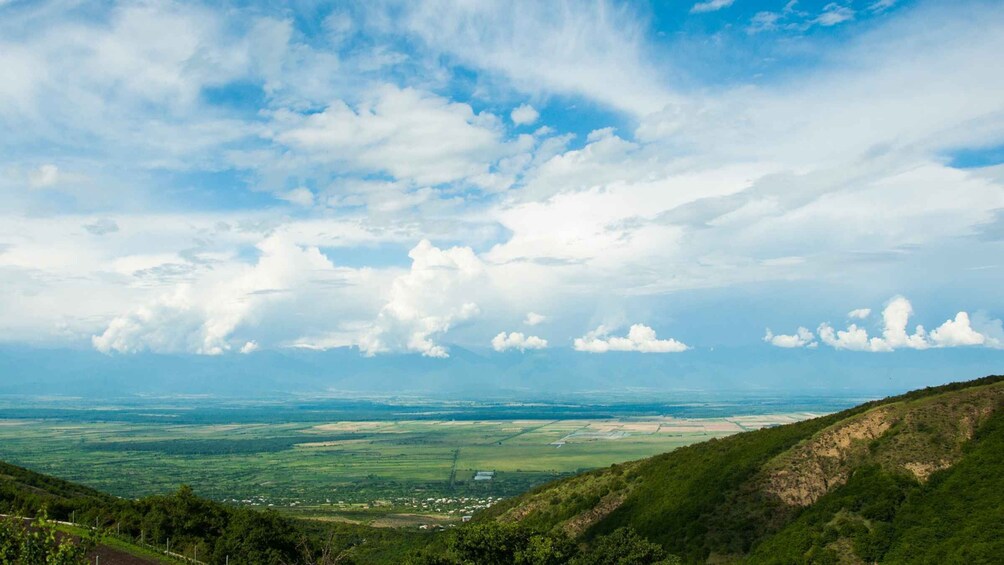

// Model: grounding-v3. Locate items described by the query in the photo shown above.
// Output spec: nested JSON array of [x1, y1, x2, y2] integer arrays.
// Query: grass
[[56, 523, 179, 564], [0, 414, 804, 522]]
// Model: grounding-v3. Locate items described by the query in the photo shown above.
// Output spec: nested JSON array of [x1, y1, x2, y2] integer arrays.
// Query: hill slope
[[481, 375, 1004, 563], [0, 458, 434, 564]]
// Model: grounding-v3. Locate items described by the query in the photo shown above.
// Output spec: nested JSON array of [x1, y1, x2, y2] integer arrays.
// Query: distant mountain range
[[2, 344, 1003, 401]]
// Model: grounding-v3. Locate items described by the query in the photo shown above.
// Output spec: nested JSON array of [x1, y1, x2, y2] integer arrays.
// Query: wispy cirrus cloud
[[690, 0, 735, 15]]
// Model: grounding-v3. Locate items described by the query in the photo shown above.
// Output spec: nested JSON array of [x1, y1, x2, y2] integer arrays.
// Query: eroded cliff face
[[561, 491, 627, 537], [762, 384, 1004, 507], [763, 408, 893, 506]]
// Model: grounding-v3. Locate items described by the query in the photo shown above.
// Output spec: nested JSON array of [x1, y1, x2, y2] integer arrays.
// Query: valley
[[0, 408, 820, 527]]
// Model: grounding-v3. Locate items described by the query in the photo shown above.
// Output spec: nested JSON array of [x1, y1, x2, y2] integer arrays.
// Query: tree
[[0, 513, 93, 565], [573, 528, 680, 565]]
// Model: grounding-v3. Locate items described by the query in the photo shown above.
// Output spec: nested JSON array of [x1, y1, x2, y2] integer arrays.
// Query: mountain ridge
[[479, 375, 1004, 563]]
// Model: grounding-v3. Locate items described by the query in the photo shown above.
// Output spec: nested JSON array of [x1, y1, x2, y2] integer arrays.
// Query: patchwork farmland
[[0, 413, 816, 526]]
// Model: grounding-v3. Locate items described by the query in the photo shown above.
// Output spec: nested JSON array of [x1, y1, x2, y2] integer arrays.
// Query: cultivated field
[[0, 413, 817, 525]]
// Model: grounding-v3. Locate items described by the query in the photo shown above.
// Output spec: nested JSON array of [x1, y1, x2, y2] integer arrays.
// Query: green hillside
[[475, 375, 1004, 564], [0, 458, 435, 564]]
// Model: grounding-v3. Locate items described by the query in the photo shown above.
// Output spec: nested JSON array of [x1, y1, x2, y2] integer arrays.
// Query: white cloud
[[92, 234, 342, 355], [691, 0, 736, 15], [870, 0, 897, 12], [818, 322, 891, 352], [816, 297, 926, 352], [278, 187, 315, 207], [878, 296, 929, 350], [524, 312, 546, 326], [748, 11, 782, 33], [764, 327, 817, 348], [240, 340, 259, 354], [274, 85, 514, 187], [848, 308, 871, 319], [815, 3, 855, 27], [394, 1, 673, 116], [574, 324, 689, 353], [28, 164, 59, 188], [358, 240, 486, 358], [929, 312, 985, 347], [491, 331, 547, 352], [510, 104, 539, 126], [801, 297, 1002, 352]]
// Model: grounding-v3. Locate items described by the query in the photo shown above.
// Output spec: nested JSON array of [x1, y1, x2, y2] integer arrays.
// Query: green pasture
[[0, 415, 801, 521]]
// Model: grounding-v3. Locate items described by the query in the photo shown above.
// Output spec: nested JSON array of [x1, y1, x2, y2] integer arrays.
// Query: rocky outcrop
[[764, 408, 894, 506]]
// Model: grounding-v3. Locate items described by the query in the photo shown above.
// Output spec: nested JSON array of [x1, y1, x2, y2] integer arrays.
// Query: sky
[[1, 0, 1004, 376]]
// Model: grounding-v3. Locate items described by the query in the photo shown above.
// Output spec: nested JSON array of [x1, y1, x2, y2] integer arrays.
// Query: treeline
[[81, 433, 359, 456], [0, 460, 431, 564], [412, 521, 681, 565]]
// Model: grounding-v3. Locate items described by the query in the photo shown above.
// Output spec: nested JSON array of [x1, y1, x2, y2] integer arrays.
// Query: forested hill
[[0, 458, 433, 563], [478, 375, 1004, 564]]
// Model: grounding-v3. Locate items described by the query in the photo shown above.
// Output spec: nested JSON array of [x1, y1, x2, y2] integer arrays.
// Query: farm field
[[0, 412, 818, 526]]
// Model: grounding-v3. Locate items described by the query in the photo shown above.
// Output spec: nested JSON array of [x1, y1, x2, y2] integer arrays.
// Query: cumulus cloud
[[817, 323, 892, 352], [240, 340, 259, 354], [781, 297, 1003, 352], [691, 0, 735, 14], [764, 327, 817, 348], [573, 324, 689, 353], [510, 104, 539, 126], [491, 331, 547, 352], [848, 308, 871, 319], [878, 297, 930, 350], [358, 240, 485, 358], [929, 312, 986, 347], [92, 234, 338, 355], [524, 312, 546, 326]]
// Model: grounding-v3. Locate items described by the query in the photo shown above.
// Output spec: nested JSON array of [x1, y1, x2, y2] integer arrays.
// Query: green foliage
[[83, 434, 358, 455], [429, 522, 678, 565], [489, 375, 1004, 564], [587, 414, 840, 560], [0, 513, 93, 564], [746, 465, 919, 563], [882, 407, 1004, 564], [211, 507, 301, 564], [0, 465, 432, 565], [449, 521, 575, 565], [572, 528, 680, 565]]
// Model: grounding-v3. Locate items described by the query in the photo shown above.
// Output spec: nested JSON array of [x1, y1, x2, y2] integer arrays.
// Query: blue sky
[[1, 0, 1003, 365]]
